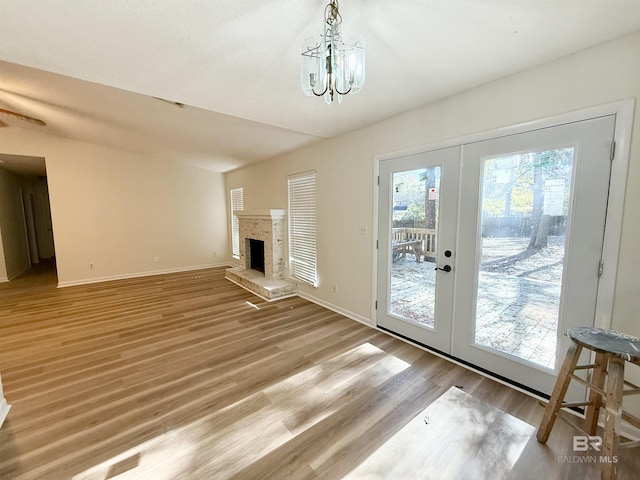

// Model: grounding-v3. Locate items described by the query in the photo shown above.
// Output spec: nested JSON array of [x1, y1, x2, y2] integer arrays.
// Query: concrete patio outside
[[389, 236, 564, 369]]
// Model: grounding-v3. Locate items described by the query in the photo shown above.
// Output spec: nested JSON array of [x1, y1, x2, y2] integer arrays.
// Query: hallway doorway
[[0, 153, 56, 284]]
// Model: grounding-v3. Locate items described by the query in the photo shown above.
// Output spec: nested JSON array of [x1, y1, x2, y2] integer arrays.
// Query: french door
[[377, 115, 616, 395], [377, 146, 460, 352]]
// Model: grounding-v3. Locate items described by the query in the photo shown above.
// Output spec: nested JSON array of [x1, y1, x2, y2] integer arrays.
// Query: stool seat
[[537, 327, 640, 480], [568, 327, 640, 362]]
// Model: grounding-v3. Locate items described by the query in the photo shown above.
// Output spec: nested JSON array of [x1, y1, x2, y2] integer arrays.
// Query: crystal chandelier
[[301, 0, 365, 104]]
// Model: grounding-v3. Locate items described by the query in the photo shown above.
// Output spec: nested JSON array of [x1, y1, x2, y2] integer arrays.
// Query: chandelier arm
[[312, 84, 329, 97], [334, 84, 352, 96]]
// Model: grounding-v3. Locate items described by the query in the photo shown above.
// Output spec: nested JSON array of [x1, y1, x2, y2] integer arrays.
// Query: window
[[288, 171, 317, 286], [230, 187, 244, 259]]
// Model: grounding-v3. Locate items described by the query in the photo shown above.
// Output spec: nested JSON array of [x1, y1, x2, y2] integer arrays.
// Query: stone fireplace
[[224, 209, 297, 301], [238, 209, 285, 280]]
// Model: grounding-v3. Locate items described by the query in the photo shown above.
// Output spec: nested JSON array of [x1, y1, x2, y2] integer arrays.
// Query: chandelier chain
[[325, 0, 342, 26]]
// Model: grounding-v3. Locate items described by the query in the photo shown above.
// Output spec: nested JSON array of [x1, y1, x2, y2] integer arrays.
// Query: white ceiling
[[1, 0, 639, 173]]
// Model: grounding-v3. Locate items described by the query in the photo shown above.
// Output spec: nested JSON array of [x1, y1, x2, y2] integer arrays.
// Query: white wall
[[0, 168, 31, 280], [226, 32, 640, 400], [0, 128, 229, 286]]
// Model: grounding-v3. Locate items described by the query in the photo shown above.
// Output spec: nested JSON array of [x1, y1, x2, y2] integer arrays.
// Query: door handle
[[435, 265, 452, 272]]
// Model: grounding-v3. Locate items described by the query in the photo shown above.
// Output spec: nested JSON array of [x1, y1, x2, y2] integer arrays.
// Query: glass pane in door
[[389, 167, 440, 327], [474, 148, 573, 368]]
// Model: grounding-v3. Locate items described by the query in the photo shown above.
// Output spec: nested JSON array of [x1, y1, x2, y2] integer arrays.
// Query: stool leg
[[584, 352, 607, 435], [601, 355, 624, 480], [537, 342, 583, 443]]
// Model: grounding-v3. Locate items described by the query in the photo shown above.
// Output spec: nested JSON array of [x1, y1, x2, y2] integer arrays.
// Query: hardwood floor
[[0, 265, 638, 479]]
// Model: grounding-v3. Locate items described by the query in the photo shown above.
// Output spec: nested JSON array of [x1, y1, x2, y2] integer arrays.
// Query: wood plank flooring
[[0, 264, 638, 479]]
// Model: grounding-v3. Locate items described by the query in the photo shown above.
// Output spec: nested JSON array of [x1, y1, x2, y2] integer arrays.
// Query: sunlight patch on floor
[[72, 343, 410, 479], [264, 343, 411, 435], [344, 386, 534, 480], [73, 430, 197, 480]]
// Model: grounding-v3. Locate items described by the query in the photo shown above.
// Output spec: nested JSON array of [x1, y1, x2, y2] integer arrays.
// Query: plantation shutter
[[288, 171, 318, 286], [230, 187, 244, 259]]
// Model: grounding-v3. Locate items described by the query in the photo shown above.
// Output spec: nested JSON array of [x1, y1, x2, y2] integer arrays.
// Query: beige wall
[[226, 32, 640, 334], [0, 128, 228, 286], [0, 168, 31, 280]]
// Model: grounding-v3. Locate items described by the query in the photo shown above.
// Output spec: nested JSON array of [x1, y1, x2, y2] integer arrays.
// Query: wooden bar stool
[[537, 327, 640, 480]]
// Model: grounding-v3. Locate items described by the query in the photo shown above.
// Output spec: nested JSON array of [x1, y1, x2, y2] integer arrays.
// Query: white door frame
[[372, 98, 634, 352]]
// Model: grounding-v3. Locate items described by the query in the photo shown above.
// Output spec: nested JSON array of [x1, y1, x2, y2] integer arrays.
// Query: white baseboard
[[57, 263, 230, 288], [0, 276, 8, 283], [297, 291, 374, 327], [0, 375, 10, 428]]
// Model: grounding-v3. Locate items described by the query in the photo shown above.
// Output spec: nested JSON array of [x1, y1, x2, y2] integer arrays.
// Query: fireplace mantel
[[234, 209, 285, 220]]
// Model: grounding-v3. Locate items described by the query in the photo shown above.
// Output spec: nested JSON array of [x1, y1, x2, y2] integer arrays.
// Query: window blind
[[230, 187, 244, 259], [288, 171, 318, 287]]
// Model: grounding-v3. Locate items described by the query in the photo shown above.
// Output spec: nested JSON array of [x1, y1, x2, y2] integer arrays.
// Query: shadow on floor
[[1, 257, 57, 289]]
